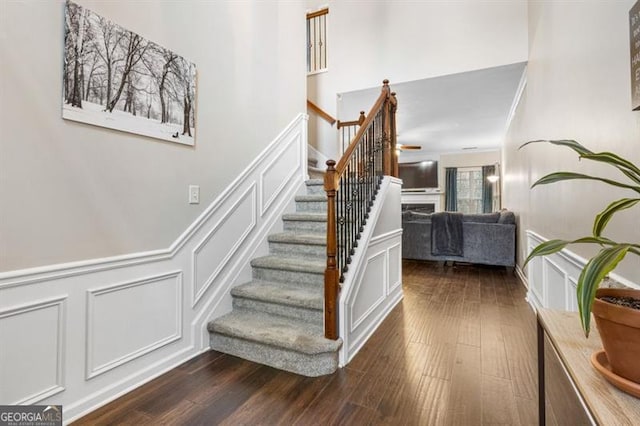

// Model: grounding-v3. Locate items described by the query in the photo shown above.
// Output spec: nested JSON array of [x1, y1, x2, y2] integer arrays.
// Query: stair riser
[[252, 267, 324, 287], [308, 169, 324, 180], [296, 200, 327, 213], [283, 220, 327, 234], [305, 184, 326, 196], [269, 241, 326, 258], [232, 299, 322, 324], [210, 333, 338, 377]]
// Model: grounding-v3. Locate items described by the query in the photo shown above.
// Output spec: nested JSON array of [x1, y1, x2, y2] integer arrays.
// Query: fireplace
[[401, 191, 442, 212], [402, 203, 435, 214]]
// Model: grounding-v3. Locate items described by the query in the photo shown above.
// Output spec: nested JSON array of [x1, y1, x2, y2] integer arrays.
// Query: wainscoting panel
[[192, 185, 257, 306], [86, 272, 182, 379], [260, 133, 301, 216], [543, 258, 568, 310], [340, 178, 404, 366], [0, 114, 308, 422], [0, 297, 66, 404], [525, 230, 638, 312], [350, 250, 386, 331], [388, 243, 402, 294]]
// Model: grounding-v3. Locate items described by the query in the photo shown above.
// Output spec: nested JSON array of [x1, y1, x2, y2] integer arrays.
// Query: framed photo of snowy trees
[[63, 1, 197, 145]]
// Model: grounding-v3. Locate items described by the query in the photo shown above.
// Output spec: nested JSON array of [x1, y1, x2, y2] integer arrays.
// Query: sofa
[[402, 210, 516, 267]]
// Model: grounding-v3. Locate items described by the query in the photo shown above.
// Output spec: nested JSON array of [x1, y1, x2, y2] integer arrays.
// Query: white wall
[[503, 1, 640, 284], [0, 1, 306, 272], [306, 0, 528, 158]]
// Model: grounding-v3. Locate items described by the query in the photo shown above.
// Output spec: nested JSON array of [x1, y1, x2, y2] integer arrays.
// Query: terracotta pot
[[592, 288, 640, 384]]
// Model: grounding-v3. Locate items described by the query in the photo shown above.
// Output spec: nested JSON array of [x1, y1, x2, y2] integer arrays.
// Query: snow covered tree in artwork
[[62, 0, 197, 145]]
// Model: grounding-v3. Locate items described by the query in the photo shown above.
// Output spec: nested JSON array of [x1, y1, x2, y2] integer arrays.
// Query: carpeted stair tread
[[295, 194, 327, 202], [306, 178, 324, 186], [282, 212, 327, 222], [208, 310, 341, 354], [232, 280, 322, 310], [268, 232, 326, 246], [308, 167, 325, 179], [250, 255, 325, 273]]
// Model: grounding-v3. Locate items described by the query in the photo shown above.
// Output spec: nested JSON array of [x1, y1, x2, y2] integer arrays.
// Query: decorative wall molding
[[0, 115, 308, 289], [350, 250, 387, 331], [525, 229, 639, 312], [0, 113, 308, 422], [260, 134, 301, 216], [192, 184, 257, 306], [387, 243, 402, 294], [0, 296, 67, 404], [339, 177, 404, 366], [85, 271, 183, 379]]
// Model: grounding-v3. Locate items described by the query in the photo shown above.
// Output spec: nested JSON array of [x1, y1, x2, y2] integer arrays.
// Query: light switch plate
[[189, 185, 200, 204]]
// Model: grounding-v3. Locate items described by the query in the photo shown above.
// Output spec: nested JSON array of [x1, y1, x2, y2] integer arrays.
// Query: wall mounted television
[[398, 161, 438, 190]]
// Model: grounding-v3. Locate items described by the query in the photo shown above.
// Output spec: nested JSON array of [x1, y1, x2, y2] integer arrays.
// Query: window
[[456, 167, 483, 214]]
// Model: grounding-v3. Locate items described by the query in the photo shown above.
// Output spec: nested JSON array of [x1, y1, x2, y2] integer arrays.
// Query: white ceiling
[[338, 62, 527, 161]]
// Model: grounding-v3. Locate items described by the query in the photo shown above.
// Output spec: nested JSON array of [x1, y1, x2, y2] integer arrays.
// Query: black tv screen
[[399, 161, 438, 189]]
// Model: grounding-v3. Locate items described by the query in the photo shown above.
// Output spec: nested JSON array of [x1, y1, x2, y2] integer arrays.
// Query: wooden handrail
[[335, 81, 389, 177], [307, 8, 329, 20], [323, 80, 398, 340], [307, 100, 336, 125], [337, 111, 365, 129]]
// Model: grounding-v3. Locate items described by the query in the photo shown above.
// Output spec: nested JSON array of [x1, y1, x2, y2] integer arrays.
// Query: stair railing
[[307, 99, 336, 125], [307, 8, 329, 74], [324, 80, 397, 339], [337, 111, 365, 154]]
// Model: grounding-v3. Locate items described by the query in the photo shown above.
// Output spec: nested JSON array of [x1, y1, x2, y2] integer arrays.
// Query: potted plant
[[521, 139, 640, 391]]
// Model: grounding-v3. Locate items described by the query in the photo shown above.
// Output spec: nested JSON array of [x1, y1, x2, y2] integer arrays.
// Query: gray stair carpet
[[208, 179, 342, 377]]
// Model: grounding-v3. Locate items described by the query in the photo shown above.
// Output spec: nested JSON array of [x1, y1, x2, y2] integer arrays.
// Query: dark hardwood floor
[[73, 260, 539, 425]]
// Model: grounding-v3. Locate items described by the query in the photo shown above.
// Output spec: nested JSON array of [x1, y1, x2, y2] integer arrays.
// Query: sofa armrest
[[463, 222, 516, 266]]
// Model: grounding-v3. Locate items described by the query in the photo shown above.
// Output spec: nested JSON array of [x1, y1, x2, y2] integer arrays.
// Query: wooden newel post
[[390, 92, 399, 178], [324, 159, 339, 340], [357, 111, 366, 126], [382, 79, 392, 176]]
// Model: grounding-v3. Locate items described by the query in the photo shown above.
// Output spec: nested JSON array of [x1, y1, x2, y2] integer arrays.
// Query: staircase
[[307, 157, 325, 179], [207, 178, 342, 377]]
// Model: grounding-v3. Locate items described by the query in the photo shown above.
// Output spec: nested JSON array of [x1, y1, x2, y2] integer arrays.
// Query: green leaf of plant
[[620, 168, 640, 187], [523, 239, 571, 267], [576, 245, 632, 338], [523, 236, 616, 268], [531, 172, 640, 194], [519, 139, 594, 156], [593, 198, 640, 236], [580, 152, 640, 185]]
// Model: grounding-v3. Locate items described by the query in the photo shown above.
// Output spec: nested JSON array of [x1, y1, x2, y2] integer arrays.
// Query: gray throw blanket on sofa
[[431, 212, 464, 256]]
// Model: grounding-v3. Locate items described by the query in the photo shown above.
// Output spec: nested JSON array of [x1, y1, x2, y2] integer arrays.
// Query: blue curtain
[[482, 165, 495, 213], [445, 167, 457, 211]]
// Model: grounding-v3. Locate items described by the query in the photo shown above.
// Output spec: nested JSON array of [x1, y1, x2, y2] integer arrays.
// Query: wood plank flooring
[[73, 260, 538, 425]]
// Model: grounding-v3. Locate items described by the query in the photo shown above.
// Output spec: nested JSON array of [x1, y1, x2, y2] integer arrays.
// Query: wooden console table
[[537, 309, 640, 425]]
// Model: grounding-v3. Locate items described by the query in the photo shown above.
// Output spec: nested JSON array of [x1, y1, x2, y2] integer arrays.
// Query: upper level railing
[[307, 8, 328, 74], [323, 80, 398, 339]]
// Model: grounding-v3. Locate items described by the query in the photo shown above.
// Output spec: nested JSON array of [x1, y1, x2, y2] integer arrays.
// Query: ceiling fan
[[396, 144, 422, 151]]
